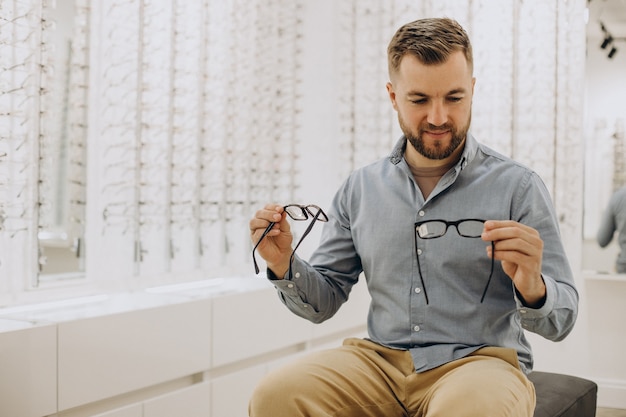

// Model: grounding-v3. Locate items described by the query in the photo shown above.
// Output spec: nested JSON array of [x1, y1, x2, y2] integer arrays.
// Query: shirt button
[[414, 287, 421, 294], [418, 210, 425, 217], [519, 309, 527, 314], [417, 249, 423, 255], [413, 325, 421, 332], [294, 272, 301, 278], [287, 283, 294, 288]]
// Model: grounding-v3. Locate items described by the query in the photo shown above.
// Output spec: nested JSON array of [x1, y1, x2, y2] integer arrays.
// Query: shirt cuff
[[516, 275, 556, 319], [266, 268, 301, 297]]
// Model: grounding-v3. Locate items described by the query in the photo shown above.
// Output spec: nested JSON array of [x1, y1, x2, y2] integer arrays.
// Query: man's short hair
[[387, 17, 473, 78]]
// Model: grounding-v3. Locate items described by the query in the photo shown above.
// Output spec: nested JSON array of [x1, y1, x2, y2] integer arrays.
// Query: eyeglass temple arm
[[252, 221, 277, 274], [287, 211, 323, 279], [413, 225, 430, 304], [480, 241, 496, 303]]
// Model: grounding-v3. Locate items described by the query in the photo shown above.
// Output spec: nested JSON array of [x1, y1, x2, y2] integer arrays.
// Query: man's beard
[[400, 113, 470, 160]]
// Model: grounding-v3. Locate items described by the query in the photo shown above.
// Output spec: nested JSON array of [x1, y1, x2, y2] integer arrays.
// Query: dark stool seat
[[529, 371, 598, 417]]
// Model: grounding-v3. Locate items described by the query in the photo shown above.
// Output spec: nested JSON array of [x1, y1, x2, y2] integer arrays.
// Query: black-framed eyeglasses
[[252, 204, 329, 276], [414, 218, 495, 303]]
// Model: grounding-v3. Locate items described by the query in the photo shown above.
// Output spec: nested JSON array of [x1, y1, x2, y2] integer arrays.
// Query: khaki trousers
[[249, 338, 535, 417]]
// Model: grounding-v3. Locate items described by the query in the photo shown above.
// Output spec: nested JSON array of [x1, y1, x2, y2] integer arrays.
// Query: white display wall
[[0, 0, 585, 306]]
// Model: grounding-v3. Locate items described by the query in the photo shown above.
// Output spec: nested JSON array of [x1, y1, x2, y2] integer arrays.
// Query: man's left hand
[[482, 220, 546, 307]]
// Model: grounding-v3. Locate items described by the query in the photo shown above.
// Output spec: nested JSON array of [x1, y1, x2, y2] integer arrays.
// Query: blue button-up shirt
[[270, 134, 578, 374]]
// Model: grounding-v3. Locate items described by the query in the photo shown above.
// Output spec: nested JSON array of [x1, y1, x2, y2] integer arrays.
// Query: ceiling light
[[601, 35, 613, 49]]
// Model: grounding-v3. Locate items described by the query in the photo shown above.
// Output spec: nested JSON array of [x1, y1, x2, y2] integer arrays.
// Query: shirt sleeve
[[512, 171, 578, 342], [265, 179, 362, 324]]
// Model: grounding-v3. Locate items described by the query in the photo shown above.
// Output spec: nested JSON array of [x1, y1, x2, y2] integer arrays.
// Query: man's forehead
[[394, 53, 473, 93]]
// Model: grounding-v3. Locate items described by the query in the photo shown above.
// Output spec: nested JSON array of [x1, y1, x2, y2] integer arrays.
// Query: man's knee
[[424, 359, 535, 417], [248, 369, 301, 417], [426, 384, 534, 417]]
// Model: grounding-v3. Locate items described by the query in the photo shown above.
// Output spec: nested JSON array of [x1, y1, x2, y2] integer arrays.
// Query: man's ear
[[386, 82, 398, 111]]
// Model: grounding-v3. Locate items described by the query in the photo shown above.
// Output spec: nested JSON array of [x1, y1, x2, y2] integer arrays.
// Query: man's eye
[[448, 96, 463, 102], [411, 99, 427, 104]]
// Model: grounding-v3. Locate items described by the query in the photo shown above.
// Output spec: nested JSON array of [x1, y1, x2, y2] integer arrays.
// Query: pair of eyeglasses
[[414, 218, 495, 303], [252, 204, 328, 275]]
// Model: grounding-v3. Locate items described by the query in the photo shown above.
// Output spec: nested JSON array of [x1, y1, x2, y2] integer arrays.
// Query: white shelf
[[583, 271, 626, 282]]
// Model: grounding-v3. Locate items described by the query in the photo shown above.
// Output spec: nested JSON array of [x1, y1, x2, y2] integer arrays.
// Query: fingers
[[482, 220, 543, 258], [249, 204, 295, 277], [482, 220, 544, 286], [482, 220, 538, 239], [249, 204, 296, 249], [249, 204, 284, 237]]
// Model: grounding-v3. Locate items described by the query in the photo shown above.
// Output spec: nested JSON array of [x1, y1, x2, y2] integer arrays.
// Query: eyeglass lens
[[284, 205, 308, 220]]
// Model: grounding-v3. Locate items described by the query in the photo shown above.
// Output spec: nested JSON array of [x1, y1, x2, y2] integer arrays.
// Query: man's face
[[386, 51, 475, 161]]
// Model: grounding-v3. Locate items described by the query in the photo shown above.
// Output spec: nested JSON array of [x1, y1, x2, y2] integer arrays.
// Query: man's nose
[[427, 101, 448, 126]]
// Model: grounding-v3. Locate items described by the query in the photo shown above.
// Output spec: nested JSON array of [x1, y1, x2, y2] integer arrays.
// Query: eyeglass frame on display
[[414, 218, 495, 304], [252, 204, 329, 276]]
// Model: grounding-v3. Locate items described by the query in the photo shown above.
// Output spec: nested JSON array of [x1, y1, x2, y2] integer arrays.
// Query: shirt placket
[[411, 208, 428, 348]]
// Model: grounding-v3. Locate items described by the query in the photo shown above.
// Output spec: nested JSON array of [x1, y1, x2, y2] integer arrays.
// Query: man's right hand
[[250, 204, 294, 278]]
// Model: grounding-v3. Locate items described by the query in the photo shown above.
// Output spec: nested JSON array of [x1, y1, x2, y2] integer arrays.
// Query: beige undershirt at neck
[[409, 161, 456, 200]]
